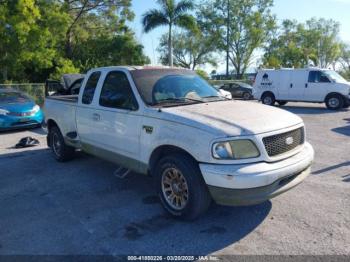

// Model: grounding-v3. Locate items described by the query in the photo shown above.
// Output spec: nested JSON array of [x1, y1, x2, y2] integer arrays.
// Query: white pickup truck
[[44, 66, 314, 220]]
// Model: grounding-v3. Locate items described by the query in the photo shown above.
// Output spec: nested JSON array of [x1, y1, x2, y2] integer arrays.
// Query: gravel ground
[[0, 102, 349, 256]]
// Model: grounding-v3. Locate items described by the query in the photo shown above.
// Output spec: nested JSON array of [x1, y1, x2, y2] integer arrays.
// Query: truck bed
[[46, 95, 78, 103]]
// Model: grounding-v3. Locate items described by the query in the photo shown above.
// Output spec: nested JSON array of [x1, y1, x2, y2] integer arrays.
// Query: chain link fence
[[0, 83, 45, 106]]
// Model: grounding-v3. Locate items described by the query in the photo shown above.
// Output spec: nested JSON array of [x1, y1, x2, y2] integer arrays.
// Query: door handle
[[290, 83, 293, 88], [92, 113, 100, 121], [305, 83, 308, 88]]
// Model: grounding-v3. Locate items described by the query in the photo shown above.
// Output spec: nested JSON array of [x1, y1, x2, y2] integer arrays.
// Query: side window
[[308, 71, 330, 83], [99, 71, 138, 110], [82, 71, 101, 104]]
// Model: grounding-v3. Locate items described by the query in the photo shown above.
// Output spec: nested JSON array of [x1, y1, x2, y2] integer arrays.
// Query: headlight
[[212, 140, 260, 160], [32, 105, 40, 113], [0, 109, 9, 115]]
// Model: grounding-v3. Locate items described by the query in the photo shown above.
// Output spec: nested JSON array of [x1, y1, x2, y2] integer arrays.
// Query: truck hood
[[158, 100, 303, 136]]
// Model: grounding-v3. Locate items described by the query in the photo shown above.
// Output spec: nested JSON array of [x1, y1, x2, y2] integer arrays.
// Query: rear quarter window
[[82, 72, 101, 104]]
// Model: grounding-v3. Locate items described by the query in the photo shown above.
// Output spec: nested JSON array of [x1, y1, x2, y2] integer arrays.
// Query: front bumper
[[200, 142, 314, 206], [0, 110, 44, 131]]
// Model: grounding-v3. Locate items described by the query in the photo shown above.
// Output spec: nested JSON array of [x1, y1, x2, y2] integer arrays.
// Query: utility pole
[[226, 0, 230, 79]]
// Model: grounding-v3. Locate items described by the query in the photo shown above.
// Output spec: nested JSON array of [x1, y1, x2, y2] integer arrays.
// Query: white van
[[253, 68, 350, 110]]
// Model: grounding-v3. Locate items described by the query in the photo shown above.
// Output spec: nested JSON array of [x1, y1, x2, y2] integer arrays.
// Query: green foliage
[[263, 18, 342, 69], [157, 26, 217, 70], [142, 0, 196, 66], [339, 44, 350, 80], [0, 0, 149, 83], [199, 0, 276, 78], [195, 69, 209, 80]]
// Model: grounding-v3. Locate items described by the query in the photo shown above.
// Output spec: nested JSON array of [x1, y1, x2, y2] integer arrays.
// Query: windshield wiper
[[152, 97, 204, 106], [203, 95, 231, 101]]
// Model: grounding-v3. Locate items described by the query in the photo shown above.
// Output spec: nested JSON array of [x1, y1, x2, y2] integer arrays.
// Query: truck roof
[[88, 65, 191, 72], [258, 67, 330, 72]]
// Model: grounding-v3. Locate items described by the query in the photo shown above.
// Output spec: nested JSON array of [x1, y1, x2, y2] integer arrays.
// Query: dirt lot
[[0, 102, 349, 255]]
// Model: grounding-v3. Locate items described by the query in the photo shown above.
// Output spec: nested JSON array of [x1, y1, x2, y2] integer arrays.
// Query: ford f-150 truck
[[43, 66, 314, 220]]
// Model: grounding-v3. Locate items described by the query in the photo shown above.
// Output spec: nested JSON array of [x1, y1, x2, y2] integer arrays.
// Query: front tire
[[261, 92, 275, 106], [325, 94, 344, 110], [49, 126, 75, 162], [154, 153, 211, 220]]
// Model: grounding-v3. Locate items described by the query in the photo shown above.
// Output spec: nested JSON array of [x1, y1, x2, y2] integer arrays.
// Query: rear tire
[[277, 101, 288, 106], [261, 92, 275, 106], [154, 153, 211, 220], [242, 92, 251, 100], [325, 94, 344, 110], [49, 126, 75, 162]]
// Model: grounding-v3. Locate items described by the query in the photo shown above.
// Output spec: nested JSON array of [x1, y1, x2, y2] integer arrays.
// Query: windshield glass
[[130, 69, 222, 106], [324, 71, 348, 84], [0, 91, 30, 104], [237, 82, 253, 89]]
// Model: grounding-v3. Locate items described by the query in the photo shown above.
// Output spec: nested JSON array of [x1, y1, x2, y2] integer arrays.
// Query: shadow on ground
[[332, 118, 350, 137], [0, 148, 271, 255], [280, 105, 348, 115], [312, 161, 350, 176], [0, 126, 45, 136]]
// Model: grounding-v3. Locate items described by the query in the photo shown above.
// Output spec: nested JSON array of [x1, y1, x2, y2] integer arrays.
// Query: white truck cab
[[253, 68, 350, 110], [44, 66, 314, 220]]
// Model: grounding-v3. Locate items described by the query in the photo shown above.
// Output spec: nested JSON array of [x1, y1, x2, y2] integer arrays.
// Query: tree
[[72, 33, 150, 72], [0, 0, 149, 83], [199, 0, 276, 79], [157, 29, 217, 70], [60, 0, 134, 58], [0, 0, 75, 82], [263, 18, 342, 69], [142, 0, 195, 67], [339, 44, 350, 79]]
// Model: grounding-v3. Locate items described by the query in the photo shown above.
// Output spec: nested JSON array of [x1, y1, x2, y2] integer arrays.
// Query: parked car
[[213, 85, 232, 99], [44, 66, 314, 220], [253, 68, 350, 110], [220, 82, 253, 100], [0, 89, 44, 131]]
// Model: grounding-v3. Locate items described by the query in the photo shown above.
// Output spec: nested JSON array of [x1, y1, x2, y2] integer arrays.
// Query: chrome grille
[[263, 127, 305, 157]]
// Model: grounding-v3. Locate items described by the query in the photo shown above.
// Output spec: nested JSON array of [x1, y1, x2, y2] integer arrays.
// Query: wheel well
[[46, 119, 59, 147], [325, 92, 345, 102], [47, 119, 58, 132], [261, 91, 275, 100], [149, 145, 197, 175]]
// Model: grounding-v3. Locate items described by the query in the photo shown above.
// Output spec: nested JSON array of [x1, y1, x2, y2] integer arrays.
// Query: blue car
[[0, 89, 44, 131]]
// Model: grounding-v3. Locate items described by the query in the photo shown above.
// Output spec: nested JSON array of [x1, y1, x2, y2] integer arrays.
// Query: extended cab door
[[88, 70, 142, 167], [305, 71, 331, 102], [76, 71, 103, 146]]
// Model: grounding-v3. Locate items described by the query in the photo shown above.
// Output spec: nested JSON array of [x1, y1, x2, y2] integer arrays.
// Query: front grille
[[263, 127, 305, 157], [8, 111, 34, 117]]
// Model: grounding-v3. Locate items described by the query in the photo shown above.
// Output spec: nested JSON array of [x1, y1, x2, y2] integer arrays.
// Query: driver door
[[305, 71, 331, 102]]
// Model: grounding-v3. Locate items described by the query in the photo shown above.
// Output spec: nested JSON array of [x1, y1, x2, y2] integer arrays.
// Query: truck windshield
[[324, 71, 348, 84], [130, 69, 224, 106]]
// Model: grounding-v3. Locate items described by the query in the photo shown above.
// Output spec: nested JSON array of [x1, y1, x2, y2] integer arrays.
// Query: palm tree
[[142, 0, 195, 67]]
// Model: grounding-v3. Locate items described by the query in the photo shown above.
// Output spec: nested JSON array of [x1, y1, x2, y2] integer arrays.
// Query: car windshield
[[324, 70, 348, 84], [0, 91, 30, 104], [237, 82, 253, 89], [130, 69, 223, 106]]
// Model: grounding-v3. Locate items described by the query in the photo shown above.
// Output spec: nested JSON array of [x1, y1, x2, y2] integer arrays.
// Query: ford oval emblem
[[286, 137, 294, 145]]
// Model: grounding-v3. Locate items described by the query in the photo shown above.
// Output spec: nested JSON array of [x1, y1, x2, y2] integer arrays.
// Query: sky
[[129, 0, 350, 72]]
